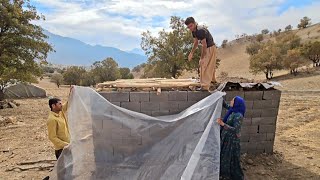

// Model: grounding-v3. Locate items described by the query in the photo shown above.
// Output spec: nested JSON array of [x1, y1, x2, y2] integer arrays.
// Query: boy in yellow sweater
[[47, 97, 70, 159]]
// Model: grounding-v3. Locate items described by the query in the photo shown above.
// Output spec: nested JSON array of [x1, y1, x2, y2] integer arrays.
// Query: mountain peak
[[44, 30, 147, 68]]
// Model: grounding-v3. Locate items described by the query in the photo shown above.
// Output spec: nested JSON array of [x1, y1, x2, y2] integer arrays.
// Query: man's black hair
[[185, 17, 195, 25], [49, 98, 61, 111]]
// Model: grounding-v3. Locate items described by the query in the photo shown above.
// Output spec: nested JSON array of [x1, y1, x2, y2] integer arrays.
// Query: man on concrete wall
[[185, 17, 217, 91]]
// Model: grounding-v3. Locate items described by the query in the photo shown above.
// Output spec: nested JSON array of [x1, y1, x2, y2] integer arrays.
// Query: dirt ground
[[1, 70, 320, 179]]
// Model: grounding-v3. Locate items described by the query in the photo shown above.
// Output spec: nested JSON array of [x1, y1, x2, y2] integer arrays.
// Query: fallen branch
[[17, 159, 56, 165], [6, 164, 54, 172]]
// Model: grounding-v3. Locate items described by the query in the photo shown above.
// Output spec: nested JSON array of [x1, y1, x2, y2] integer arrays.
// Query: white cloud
[[32, 0, 320, 50]]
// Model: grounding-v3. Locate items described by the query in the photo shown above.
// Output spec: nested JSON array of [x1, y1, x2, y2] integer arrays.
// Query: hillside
[[216, 23, 320, 80], [44, 30, 147, 68]]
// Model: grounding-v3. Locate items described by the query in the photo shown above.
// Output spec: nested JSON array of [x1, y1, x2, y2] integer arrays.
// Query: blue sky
[[30, 0, 320, 51]]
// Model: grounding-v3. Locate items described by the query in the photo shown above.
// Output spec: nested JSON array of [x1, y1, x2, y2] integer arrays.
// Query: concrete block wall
[[99, 89, 281, 154]]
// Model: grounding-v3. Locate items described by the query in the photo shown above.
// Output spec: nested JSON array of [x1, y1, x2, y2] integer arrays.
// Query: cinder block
[[260, 117, 277, 125], [252, 117, 277, 125], [122, 136, 142, 145], [256, 141, 267, 150], [251, 117, 262, 125], [149, 124, 166, 138], [242, 118, 252, 126], [120, 102, 141, 112], [244, 91, 263, 101], [103, 120, 122, 130], [111, 102, 121, 107], [169, 91, 188, 101], [245, 109, 261, 118], [246, 142, 257, 152], [241, 125, 258, 134], [253, 149, 265, 154], [266, 133, 275, 141], [150, 92, 169, 102], [141, 111, 152, 116], [113, 145, 140, 157], [108, 92, 129, 102], [240, 142, 249, 153], [99, 92, 111, 101], [259, 125, 276, 133], [261, 109, 279, 117], [160, 102, 179, 111], [263, 90, 281, 100], [241, 148, 247, 154], [264, 142, 274, 154], [141, 102, 160, 111], [187, 91, 211, 101], [152, 111, 170, 116], [178, 101, 197, 111], [245, 101, 253, 109], [250, 133, 267, 142], [225, 91, 245, 101], [240, 134, 250, 142], [253, 100, 280, 109], [111, 128, 131, 138], [168, 110, 181, 115], [130, 92, 150, 102]]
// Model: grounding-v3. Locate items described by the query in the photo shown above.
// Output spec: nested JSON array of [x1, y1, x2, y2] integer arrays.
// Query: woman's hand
[[217, 118, 225, 126]]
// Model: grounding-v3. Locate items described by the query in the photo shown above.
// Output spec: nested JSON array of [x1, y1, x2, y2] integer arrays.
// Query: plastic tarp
[[49, 86, 225, 180], [4, 83, 46, 99]]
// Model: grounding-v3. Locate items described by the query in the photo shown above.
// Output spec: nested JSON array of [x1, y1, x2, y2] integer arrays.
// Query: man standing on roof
[[185, 17, 217, 91]]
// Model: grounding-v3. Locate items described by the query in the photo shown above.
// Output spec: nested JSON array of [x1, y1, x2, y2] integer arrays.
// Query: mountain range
[[44, 30, 147, 68]]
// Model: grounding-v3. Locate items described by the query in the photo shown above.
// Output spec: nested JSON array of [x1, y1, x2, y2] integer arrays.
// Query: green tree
[[81, 71, 96, 86], [91, 57, 121, 83], [42, 66, 55, 74], [50, 73, 64, 88], [256, 34, 264, 42], [119, 67, 134, 79], [132, 63, 146, 73], [0, 0, 53, 99], [249, 43, 283, 79], [297, 16, 312, 29], [261, 29, 269, 34], [141, 16, 200, 78], [275, 32, 301, 53], [63, 66, 86, 85], [285, 25, 292, 31], [301, 41, 320, 67], [221, 39, 228, 48], [246, 42, 262, 55], [283, 49, 308, 75]]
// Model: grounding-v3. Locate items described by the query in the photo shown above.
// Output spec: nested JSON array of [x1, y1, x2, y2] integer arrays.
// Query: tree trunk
[[0, 90, 5, 101], [265, 72, 269, 80], [171, 65, 178, 79]]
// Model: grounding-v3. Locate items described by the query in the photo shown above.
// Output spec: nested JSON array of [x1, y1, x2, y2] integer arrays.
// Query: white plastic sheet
[[49, 86, 225, 180]]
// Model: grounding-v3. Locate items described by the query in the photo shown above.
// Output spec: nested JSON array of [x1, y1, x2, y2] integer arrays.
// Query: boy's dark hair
[[185, 17, 195, 25], [49, 98, 61, 111]]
